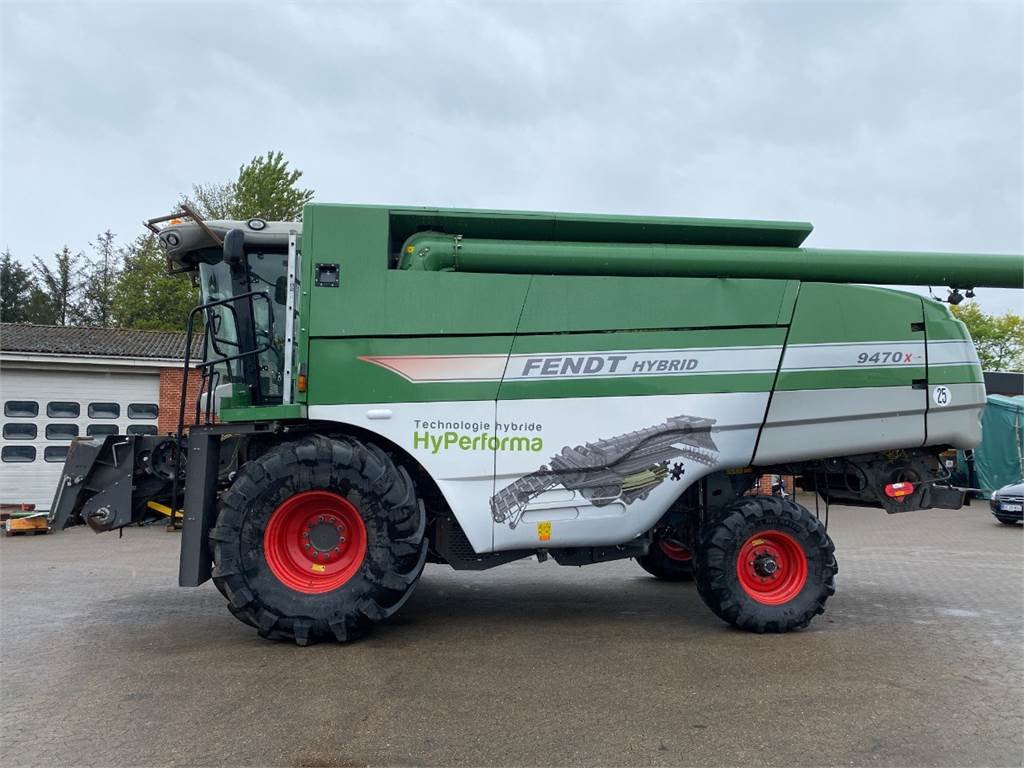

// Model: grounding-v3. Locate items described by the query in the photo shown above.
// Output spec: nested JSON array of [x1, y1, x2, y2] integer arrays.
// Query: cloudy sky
[[2, 0, 1021, 313]]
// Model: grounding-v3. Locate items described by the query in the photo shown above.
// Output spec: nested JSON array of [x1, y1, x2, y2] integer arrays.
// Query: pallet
[[4, 516, 49, 536]]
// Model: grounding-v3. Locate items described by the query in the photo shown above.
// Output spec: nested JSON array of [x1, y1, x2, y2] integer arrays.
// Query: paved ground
[[1, 497, 1021, 768]]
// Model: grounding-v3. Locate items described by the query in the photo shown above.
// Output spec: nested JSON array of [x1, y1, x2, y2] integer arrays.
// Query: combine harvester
[[50, 204, 1022, 644]]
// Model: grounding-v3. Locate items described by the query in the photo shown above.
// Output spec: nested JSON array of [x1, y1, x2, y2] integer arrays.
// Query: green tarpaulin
[[958, 395, 1024, 498]]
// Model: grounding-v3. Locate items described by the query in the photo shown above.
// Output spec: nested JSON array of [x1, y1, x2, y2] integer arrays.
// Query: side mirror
[[223, 228, 245, 268], [274, 276, 288, 305]]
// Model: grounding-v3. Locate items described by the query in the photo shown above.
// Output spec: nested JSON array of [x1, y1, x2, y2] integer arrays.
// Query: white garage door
[[1, 367, 160, 510]]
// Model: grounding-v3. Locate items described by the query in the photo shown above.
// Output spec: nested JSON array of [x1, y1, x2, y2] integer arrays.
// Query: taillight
[[884, 482, 915, 500]]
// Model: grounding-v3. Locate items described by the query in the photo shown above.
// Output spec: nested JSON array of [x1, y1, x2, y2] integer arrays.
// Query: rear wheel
[[636, 533, 694, 581], [210, 435, 427, 645], [695, 496, 836, 632]]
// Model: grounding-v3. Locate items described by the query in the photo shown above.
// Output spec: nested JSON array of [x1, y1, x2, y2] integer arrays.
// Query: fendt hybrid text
[[50, 204, 1023, 644]]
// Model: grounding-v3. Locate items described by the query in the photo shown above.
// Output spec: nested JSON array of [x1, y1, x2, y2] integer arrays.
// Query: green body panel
[[776, 368, 927, 391], [923, 299, 984, 384], [303, 206, 532, 338], [399, 232, 1022, 289], [785, 284, 924, 344], [220, 404, 305, 422], [515, 276, 798, 333], [307, 336, 513, 404], [777, 283, 925, 391]]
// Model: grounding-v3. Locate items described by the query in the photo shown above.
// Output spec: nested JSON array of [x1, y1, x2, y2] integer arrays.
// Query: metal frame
[[282, 231, 300, 405], [143, 202, 224, 246]]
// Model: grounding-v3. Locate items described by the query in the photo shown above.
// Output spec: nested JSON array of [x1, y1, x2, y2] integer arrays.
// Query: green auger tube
[[398, 232, 1023, 289]]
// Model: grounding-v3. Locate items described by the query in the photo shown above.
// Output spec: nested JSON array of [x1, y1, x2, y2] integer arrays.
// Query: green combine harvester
[[50, 204, 1023, 644]]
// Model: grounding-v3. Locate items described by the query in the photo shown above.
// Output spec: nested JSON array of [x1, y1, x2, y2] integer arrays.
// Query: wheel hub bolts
[[753, 553, 779, 577]]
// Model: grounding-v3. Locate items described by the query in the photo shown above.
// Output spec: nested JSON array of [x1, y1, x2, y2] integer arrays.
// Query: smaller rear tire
[[637, 535, 694, 581], [695, 496, 837, 633]]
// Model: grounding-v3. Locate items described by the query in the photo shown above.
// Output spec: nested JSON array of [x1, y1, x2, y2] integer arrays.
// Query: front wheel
[[210, 435, 427, 645], [695, 496, 837, 632]]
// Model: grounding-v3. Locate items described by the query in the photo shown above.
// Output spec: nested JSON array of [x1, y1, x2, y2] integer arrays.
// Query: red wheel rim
[[659, 539, 693, 562], [263, 490, 367, 594], [736, 530, 808, 605]]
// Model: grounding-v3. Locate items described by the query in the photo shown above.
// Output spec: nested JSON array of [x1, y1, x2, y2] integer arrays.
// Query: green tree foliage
[[77, 230, 120, 327], [179, 182, 235, 220], [178, 152, 313, 222], [952, 303, 1024, 371], [111, 235, 198, 331], [31, 246, 81, 326], [1, 249, 34, 322], [230, 150, 314, 221], [3, 152, 312, 332]]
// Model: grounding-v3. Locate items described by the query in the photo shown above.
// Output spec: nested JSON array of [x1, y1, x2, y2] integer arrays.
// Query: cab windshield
[[198, 249, 288, 405]]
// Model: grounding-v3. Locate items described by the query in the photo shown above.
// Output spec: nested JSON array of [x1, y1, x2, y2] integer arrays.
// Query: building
[[0, 324, 201, 509]]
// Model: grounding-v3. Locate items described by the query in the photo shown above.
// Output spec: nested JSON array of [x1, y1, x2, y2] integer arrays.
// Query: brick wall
[[752, 474, 796, 496], [158, 367, 208, 433]]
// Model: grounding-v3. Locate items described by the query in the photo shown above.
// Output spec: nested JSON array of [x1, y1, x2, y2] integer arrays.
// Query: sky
[[1, 0, 1022, 314]]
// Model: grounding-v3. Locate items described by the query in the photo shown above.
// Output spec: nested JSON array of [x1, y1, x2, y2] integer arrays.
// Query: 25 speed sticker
[[932, 386, 952, 407]]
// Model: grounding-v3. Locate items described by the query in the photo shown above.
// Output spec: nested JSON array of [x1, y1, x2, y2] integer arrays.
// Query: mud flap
[[178, 429, 222, 587]]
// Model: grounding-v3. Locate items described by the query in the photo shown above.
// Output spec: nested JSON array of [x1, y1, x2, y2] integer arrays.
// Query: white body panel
[[492, 392, 769, 550], [311, 391, 769, 552], [754, 386, 928, 464]]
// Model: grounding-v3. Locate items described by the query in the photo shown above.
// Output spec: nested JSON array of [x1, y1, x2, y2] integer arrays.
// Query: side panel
[[307, 401, 498, 553], [493, 328, 786, 549], [515, 276, 798, 333], [755, 284, 928, 464], [923, 300, 986, 449], [491, 393, 770, 550]]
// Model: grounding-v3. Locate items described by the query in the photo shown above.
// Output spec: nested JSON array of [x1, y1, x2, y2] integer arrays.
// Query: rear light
[[884, 482, 915, 499]]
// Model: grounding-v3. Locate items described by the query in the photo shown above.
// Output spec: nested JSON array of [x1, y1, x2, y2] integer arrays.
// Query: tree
[[230, 151, 313, 221], [179, 182, 235, 220], [111, 234, 197, 331], [177, 152, 313, 223], [77, 230, 120, 327], [952, 303, 1024, 371], [31, 246, 81, 326], [1, 249, 35, 322]]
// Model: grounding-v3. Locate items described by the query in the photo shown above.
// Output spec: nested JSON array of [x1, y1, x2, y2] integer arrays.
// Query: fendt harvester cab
[[50, 204, 1023, 644]]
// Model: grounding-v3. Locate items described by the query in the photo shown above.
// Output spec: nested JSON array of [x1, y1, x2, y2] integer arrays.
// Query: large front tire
[[210, 435, 427, 645], [695, 496, 837, 633]]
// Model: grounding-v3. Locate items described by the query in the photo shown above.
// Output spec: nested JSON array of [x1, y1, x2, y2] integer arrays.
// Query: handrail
[[168, 290, 274, 529]]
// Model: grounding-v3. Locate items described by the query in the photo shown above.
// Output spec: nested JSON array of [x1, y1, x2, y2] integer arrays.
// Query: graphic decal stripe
[[362, 346, 783, 383], [360, 340, 980, 385]]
